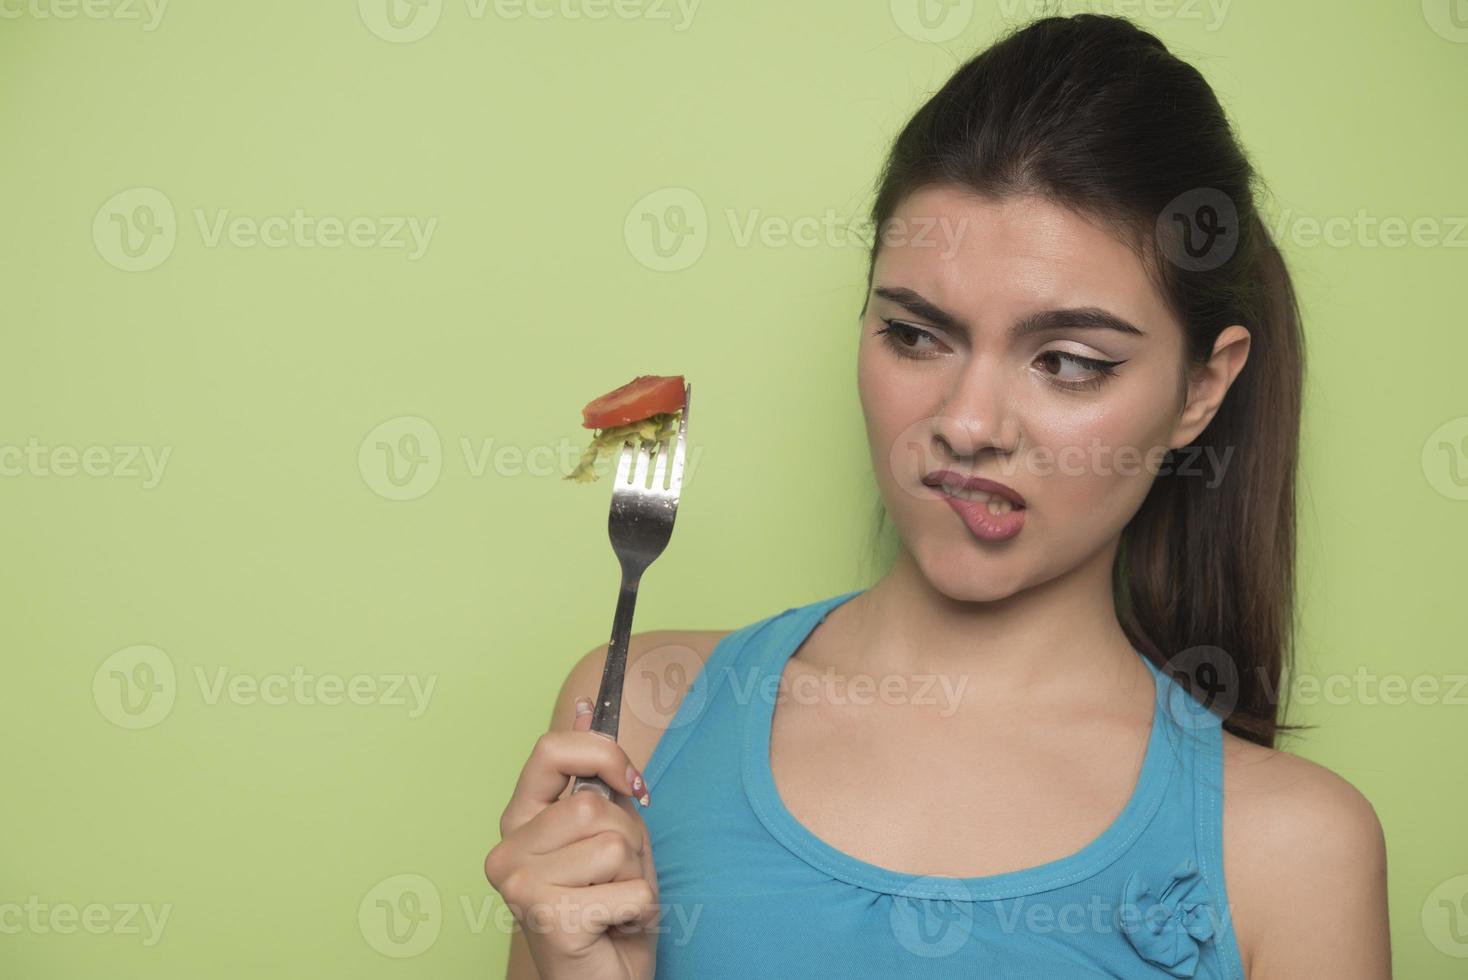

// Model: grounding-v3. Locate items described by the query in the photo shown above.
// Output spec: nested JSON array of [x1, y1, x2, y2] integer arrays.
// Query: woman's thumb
[[572, 695, 593, 730]]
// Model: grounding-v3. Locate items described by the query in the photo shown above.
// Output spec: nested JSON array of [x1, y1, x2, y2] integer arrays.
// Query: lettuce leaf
[[564, 411, 680, 483]]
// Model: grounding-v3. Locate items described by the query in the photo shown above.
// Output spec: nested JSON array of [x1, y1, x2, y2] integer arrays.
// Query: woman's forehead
[[875, 188, 1171, 331]]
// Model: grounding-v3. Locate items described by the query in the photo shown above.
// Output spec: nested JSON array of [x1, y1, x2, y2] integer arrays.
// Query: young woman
[[486, 14, 1391, 979]]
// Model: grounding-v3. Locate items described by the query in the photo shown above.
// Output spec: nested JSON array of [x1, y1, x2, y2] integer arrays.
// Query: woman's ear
[[1169, 325, 1251, 448]]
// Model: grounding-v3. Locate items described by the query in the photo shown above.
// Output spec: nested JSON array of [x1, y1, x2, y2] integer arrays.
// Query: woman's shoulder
[[556, 628, 736, 773], [1220, 728, 1385, 878], [1219, 729, 1390, 977]]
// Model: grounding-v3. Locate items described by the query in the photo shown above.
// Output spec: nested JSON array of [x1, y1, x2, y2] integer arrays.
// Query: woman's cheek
[[1025, 413, 1165, 531], [860, 371, 941, 494]]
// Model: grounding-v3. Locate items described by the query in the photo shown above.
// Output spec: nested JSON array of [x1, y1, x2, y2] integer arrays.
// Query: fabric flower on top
[[1118, 857, 1218, 977]]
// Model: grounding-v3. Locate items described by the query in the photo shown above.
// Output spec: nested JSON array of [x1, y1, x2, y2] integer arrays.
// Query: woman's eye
[[874, 319, 942, 358], [874, 320, 1125, 388], [1035, 350, 1125, 391]]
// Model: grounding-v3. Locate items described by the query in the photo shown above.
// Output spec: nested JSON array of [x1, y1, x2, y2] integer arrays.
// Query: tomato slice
[[581, 374, 686, 429]]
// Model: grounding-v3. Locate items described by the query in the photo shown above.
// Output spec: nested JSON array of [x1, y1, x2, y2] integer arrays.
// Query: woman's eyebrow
[[872, 286, 1146, 339]]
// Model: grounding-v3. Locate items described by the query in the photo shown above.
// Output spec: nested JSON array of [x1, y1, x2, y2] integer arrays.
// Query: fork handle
[[570, 578, 640, 800], [569, 767, 614, 800]]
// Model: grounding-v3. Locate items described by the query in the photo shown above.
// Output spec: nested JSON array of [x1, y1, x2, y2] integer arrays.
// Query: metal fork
[[570, 381, 691, 801]]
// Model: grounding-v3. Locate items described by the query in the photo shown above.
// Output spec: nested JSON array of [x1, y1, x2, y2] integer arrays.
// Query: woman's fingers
[[530, 827, 647, 888], [499, 696, 647, 837], [503, 878, 660, 962], [514, 781, 646, 858], [572, 878, 660, 930]]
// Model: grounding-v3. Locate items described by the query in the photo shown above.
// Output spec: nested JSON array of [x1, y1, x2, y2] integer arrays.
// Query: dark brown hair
[[860, 14, 1306, 748]]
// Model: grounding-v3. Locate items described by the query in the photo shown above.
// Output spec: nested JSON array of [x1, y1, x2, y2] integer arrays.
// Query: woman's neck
[[823, 540, 1154, 711]]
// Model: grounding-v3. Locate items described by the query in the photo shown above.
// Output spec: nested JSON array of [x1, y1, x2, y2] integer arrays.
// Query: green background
[[2, 1, 1465, 976]]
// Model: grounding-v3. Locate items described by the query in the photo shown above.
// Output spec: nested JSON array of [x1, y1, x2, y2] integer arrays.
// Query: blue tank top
[[640, 589, 1246, 978]]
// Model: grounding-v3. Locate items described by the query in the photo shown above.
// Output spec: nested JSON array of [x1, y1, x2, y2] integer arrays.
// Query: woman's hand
[[486, 696, 659, 980]]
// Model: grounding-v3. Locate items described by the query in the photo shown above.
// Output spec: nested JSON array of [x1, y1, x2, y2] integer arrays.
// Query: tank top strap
[[642, 599, 814, 792], [1142, 653, 1247, 979]]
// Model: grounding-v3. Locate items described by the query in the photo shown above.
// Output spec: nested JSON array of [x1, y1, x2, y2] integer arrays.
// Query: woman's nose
[[930, 361, 1022, 460]]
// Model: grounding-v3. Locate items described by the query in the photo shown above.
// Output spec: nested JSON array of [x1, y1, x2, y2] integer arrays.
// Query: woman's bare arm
[[501, 639, 626, 980], [1223, 735, 1392, 978], [501, 629, 715, 979]]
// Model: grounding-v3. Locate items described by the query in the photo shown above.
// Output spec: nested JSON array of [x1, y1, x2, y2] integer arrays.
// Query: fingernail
[[626, 764, 650, 807], [574, 696, 592, 716]]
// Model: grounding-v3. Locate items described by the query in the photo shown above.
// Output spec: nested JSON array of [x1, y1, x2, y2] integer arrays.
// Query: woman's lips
[[929, 483, 1027, 542]]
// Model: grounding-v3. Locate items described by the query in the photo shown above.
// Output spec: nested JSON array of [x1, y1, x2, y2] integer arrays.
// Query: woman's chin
[[915, 545, 1029, 604]]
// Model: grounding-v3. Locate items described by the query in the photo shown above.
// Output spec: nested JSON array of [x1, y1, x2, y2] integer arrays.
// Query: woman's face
[[858, 186, 1233, 602]]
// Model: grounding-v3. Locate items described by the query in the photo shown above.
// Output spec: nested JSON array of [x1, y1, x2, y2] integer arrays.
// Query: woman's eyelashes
[[1033, 349, 1126, 391], [874, 318, 1127, 392], [874, 318, 944, 358]]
